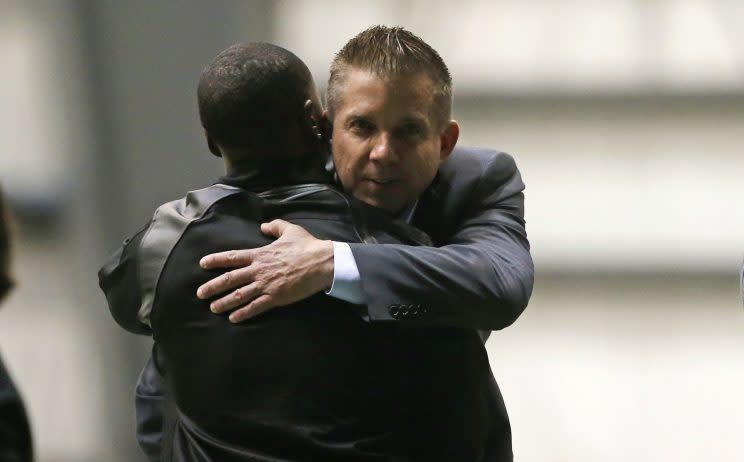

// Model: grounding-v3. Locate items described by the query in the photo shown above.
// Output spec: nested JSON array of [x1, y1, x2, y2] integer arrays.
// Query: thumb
[[260, 219, 291, 238]]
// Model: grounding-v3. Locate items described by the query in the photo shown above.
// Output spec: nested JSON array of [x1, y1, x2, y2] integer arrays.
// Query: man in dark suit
[[0, 188, 33, 462], [196, 27, 533, 460]]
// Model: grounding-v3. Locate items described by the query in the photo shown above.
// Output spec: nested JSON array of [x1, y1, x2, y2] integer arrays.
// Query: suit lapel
[[412, 173, 446, 245]]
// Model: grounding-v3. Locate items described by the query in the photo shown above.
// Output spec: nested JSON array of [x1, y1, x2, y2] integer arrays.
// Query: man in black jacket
[[0, 188, 33, 462]]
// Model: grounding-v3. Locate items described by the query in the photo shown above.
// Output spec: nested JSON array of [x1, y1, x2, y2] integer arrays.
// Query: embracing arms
[[198, 150, 534, 330]]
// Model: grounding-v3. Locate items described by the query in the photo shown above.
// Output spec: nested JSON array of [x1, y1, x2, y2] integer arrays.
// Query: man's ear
[[303, 99, 322, 139], [204, 129, 222, 158], [439, 120, 460, 161], [303, 99, 315, 116], [319, 110, 332, 143], [305, 99, 333, 145]]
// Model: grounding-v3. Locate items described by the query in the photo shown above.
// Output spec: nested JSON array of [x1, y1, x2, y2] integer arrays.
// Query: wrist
[[314, 239, 334, 290]]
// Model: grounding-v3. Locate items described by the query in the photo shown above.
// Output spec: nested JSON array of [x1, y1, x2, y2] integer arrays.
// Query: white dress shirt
[[326, 201, 418, 305]]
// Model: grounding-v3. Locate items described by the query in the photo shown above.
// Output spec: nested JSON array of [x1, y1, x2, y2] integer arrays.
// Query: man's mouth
[[367, 177, 398, 185]]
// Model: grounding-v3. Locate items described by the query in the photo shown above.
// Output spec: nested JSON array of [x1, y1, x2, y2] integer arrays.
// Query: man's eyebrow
[[343, 112, 371, 121]]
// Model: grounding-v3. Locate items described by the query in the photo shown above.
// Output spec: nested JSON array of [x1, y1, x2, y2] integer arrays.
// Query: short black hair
[[198, 42, 314, 151]]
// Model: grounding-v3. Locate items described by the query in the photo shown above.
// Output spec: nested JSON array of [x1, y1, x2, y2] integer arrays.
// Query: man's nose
[[369, 133, 397, 163]]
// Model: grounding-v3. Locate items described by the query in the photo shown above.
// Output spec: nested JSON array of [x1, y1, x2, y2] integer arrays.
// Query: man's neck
[[225, 164, 261, 179], [219, 156, 333, 190]]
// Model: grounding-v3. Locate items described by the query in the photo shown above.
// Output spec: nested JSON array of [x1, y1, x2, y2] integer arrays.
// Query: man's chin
[[355, 193, 403, 215]]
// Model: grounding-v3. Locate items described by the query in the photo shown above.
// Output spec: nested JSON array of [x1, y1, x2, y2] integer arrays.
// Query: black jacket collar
[[216, 160, 333, 192]]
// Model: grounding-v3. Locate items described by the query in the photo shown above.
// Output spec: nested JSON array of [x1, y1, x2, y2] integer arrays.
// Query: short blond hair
[[327, 26, 453, 128]]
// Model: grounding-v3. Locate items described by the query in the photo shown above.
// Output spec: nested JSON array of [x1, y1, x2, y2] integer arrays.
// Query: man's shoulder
[[441, 146, 517, 181], [140, 183, 254, 250], [139, 182, 249, 262], [432, 147, 519, 200], [99, 183, 243, 287], [151, 183, 244, 225]]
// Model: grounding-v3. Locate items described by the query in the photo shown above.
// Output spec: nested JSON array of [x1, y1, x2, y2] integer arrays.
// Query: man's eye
[[396, 123, 423, 139], [350, 120, 374, 134]]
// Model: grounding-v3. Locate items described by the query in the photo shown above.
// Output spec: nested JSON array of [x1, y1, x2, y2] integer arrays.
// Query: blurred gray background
[[0, 0, 742, 461]]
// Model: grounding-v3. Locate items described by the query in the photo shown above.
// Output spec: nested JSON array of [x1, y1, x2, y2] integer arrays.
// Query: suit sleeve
[[98, 227, 152, 335], [349, 153, 534, 331]]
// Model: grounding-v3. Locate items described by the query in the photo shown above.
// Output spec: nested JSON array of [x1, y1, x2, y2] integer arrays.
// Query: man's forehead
[[336, 68, 435, 119], [341, 67, 435, 92], [341, 103, 431, 126]]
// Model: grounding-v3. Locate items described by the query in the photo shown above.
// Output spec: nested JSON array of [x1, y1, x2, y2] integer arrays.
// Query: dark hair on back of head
[[327, 26, 452, 128], [198, 42, 313, 153]]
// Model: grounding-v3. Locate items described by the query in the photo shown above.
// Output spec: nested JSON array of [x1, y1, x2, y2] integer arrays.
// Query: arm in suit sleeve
[[349, 152, 534, 331], [98, 227, 152, 335]]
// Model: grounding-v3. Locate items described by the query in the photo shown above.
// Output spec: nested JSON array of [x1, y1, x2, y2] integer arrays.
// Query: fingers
[[197, 267, 254, 300], [200, 249, 253, 269], [228, 295, 275, 323], [208, 282, 262, 314], [260, 219, 291, 238]]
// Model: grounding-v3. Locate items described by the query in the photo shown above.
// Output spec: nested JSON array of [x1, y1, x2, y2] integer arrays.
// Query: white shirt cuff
[[325, 242, 366, 305]]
